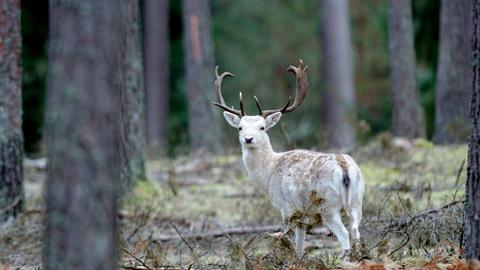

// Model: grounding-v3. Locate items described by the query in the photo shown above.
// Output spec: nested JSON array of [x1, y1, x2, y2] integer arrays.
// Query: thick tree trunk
[[434, 0, 472, 144], [182, 0, 220, 153], [388, 0, 426, 138], [319, 0, 356, 150], [119, 0, 146, 196], [44, 0, 121, 269], [0, 0, 24, 220], [464, 0, 480, 259], [144, 0, 169, 157]]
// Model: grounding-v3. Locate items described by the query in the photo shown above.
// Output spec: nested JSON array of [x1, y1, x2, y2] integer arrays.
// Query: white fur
[[223, 113, 364, 260]]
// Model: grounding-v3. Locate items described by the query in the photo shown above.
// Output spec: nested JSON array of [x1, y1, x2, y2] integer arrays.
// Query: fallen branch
[[154, 225, 328, 241], [121, 247, 153, 270], [386, 200, 464, 229]]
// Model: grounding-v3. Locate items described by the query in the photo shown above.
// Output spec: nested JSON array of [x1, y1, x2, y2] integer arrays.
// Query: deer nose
[[244, 137, 254, 144]]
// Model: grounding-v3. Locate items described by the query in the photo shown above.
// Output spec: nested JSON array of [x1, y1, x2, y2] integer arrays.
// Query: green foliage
[[19, 1, 444, 155], [21, 0, 48, 155], [167, 0, 189, 156], [413, 1, 440, 139], [212, 0, 323, 149]]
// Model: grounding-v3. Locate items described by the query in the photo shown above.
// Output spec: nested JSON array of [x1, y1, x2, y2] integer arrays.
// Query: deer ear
[[265, 112, 282, 130], [223, 111, 241, 128]]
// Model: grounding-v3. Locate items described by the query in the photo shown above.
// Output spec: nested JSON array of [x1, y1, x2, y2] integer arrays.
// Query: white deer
[[212, 60, 364, 261]]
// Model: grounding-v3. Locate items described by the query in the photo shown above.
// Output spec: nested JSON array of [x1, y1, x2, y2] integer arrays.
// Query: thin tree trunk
[[388, 0, 426, 139], [464, 0, 480, 259], [0, 0, 24, 221], [119, 0, 146, 197], [44, 0, 121, 269], [319, 0, 356, 150], [182, 0, 220, 153], [144, 0, 169, 157], [434, 0, 472, 144]]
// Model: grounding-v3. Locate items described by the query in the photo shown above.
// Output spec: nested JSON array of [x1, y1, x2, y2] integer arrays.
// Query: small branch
[[455, 158, 466, 186], [386, 200, 464, 229], [171, 223, 199, 264], [121, 247, 153, 270], [0, 197, 21, 215]]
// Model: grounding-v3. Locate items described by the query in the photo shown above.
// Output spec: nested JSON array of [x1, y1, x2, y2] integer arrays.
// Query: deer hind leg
[[323, 211, 351, 262], [294, 226, 306, 258], [348, 206, 362, 259]]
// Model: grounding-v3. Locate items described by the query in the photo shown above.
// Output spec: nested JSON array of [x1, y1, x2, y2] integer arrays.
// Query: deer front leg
[[294, 226, 306, 258], [281, 209, 288, 234]]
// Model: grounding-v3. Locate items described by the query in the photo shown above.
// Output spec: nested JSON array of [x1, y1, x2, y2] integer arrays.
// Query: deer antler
[[255, 60, 308, 118], [211, 66, 245, 116]]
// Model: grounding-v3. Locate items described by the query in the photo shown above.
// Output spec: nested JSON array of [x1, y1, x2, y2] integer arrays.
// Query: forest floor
[[0, 135, 475, 269]]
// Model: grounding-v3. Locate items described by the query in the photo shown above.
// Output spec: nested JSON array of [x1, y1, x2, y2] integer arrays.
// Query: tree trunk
[[0, 0, 24, 220], [182, 0, 220, 153], [144, 0, 169, 157], [388, 0, 426, 138], [434, 0, 472, 144], [119, 0, 146, 197], [464, 0, 480, 259], [319, 0, 356, 150], [44, 0, 121, 269]]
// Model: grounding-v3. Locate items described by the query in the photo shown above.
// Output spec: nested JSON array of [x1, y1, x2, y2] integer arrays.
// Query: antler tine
[[211, 66, 244, 116], [253, 96, 262, 115], [239, 92, 245, 116], [258, 60, 308, 118]]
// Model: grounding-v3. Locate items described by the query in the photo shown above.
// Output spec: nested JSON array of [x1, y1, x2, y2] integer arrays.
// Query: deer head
[[212, 60, 308, 149]]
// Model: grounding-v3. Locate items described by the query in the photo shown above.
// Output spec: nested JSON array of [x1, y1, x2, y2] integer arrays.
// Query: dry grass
[[0, 137, 471, 269]]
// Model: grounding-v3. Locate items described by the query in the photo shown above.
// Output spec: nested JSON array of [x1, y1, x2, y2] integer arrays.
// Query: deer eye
[[260, 127, 265, 131], [238, 127, 242, 131]]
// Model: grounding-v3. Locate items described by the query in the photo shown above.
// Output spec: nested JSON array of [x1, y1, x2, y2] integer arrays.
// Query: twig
[[0, 197, 21, 215], [171, 223, 199, 264], [396, 192, 413, 219], [121, 246, 153, 270], [388, 222, 417, 257], [386, 200, 464, 229], [455, 158, 466, 187]]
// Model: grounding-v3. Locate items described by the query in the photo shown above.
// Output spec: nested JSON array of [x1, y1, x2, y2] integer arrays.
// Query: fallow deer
[[211, 60, 364, 261]]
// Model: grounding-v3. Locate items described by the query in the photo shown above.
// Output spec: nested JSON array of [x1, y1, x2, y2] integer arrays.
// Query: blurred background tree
[[319, 0, 356, 150], [144, 0, 170, 157], [183, 0, 220, 153], [387, 0, 426, 139], [434, 0, 471, 144], [20, 0, 445, 157]]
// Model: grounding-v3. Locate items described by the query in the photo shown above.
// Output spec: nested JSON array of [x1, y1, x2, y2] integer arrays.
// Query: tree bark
[[388, 0, 426, 139], [434, 0, 472, 144], [182, 0, 220, 153], [0, 0, 24, 221], [119, 0, 146, 197], [319, 0, 356, 149], [144, 0, 169, 157], [44, 0, 121, 269], [464, 0, 480, 259]]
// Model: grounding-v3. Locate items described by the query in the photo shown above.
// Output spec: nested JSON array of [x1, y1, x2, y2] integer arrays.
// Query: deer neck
[[241, 140, 278, 191]]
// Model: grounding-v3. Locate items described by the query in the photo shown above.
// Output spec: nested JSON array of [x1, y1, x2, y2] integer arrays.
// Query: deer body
[[213, 61, 364, 260]]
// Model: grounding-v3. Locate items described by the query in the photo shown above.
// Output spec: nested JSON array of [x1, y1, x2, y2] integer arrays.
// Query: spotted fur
[[222, 112, 364, 260]]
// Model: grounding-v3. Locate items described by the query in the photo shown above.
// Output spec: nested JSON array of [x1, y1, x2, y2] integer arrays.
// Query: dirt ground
[[0, 136, 472, 269]]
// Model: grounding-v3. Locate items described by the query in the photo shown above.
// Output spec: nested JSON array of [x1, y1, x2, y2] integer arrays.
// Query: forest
[[1, 0, 480, 269]]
